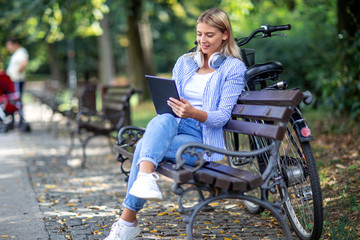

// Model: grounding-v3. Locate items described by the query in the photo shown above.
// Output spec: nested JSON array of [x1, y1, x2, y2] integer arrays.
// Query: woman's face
[[196, 22, 229, 56]]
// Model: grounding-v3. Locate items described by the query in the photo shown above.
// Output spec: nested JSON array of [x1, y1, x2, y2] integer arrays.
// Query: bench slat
[[114, 145, 134, 160], [156, 162, 249, 192], [103, 95, 130, 102], [103, 102, 126, 111], [224, 120, 286, 140], [231, 104, 293, 122], [105, 87, 134, 93], [194, 168, 248, 191], [156, 162, 193, 183], [205, 162, 263, 189], [238, 89, 303, 106]]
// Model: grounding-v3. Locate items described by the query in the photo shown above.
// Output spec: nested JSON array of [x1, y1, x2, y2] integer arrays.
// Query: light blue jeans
[[122, 113, 203, 212]]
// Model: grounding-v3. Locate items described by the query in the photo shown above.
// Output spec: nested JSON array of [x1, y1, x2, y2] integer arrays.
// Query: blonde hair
[[196, 8, 242, 60]]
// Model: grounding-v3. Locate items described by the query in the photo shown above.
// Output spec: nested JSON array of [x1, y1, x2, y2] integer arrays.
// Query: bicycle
[[224, 25, 323, 240]]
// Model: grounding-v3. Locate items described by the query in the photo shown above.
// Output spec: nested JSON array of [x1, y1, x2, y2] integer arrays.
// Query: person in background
[[6, 37, 29, 127], [105, 8, 246, 240]]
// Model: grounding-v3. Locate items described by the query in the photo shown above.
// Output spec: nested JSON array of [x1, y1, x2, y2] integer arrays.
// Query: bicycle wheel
[[279, 122, 323, 240], [224, 130, 266, 213]]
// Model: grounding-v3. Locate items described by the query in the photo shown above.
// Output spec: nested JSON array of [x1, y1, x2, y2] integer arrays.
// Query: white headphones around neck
[[194, 51, 226, 69]]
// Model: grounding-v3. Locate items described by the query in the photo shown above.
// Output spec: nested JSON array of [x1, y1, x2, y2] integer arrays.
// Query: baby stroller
[[0, 71, 31, 132]]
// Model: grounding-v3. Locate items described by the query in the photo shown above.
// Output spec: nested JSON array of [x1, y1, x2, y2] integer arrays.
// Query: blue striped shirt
[[172, 53, 246, 160]]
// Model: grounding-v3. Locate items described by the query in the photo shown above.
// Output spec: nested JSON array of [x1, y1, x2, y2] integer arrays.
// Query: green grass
[[325, 216, 358, 240], [131, 99, 157, 128]]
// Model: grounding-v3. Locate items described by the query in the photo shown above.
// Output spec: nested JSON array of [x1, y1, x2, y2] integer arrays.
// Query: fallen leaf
[[335, 164, 346, 169], [157, 212, 168, 216]]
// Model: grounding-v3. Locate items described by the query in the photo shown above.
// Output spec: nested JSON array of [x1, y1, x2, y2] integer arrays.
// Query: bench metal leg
[[67, 128, 76, 156], [77, 129, 115, 168], [76, 129, 94, 168], [173, 182, 215, 214], [184, 194, 293, 240], [79, 135, 91, 168], [117, 154, 131, 181]]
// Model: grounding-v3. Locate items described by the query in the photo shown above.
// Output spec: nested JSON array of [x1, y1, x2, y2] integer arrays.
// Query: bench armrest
[[114, 126, 146, 178], [117, 126, 146, 146], [76, 109, 103, 125], [174, 141, 273, 171]]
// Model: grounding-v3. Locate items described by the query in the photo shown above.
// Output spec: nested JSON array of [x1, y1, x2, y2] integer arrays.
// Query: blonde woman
[[105, 8, 246, 240]]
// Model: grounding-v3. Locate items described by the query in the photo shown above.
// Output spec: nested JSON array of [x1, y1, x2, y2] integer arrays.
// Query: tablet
[[145, 75, 180, 116]]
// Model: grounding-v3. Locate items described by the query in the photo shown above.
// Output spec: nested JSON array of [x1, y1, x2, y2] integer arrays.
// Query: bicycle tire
[[225, 120, 323, 239], [279, 124, 323, 240]]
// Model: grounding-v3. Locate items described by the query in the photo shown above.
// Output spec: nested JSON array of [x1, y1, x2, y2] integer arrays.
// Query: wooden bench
[[114, 89, 305, 239], [28, 80, 61, 106], [28, 80, 65, 117], [27, 80, 75, 133], [67, 81, 97, 152], [75, 85, 140, 167], [28, 80, 99, 137]]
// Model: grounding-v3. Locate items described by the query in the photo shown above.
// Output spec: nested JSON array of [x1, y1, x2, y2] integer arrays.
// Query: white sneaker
[[104, 220, 141, 240], [129, 172, 163, 201]]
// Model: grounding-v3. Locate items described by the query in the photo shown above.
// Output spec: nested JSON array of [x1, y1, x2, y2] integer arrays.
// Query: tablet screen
[[145, 75, 180, 116]]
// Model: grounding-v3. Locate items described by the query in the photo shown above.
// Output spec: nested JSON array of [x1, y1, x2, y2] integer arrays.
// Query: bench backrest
[[116, 89, 304, 161], [224, 90, 304, 140], [101, 85, 136, 127], [78, 82, 97, 113]]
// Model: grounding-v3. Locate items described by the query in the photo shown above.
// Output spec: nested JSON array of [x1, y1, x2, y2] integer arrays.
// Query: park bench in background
[[27, 80, 72, 132], [114, 89, 306, 239], [67, 81, 97, 150], [28, 80, 64, 117], [74, 85, 140, 167], [28, 80, 97, 135], [77, 81, 97, 114]]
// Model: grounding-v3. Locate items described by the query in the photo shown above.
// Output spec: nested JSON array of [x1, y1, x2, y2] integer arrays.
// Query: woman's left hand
[[167, 97, 208, 122], [167, 97, 194, 119]]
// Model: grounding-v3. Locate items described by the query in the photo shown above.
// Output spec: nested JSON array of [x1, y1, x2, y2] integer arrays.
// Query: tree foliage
[[0, 0, 108, 80], [226, 0, 359, 120], [0, 0, 359, 119]]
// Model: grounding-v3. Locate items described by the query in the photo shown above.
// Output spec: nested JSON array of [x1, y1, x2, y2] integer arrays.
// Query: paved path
[[0, 125, 48, 240], [0, 101, 285, 240]]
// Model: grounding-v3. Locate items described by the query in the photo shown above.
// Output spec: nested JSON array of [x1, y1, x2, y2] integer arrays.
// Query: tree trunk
[[48, 43, 61, 82], [337, 0, 360, 115], [139, 12, 156, 77], [337, 0, 360, 73], [127, 0, 151, 99], [99, 13, 116, 86], [337, 0, 360, 37]]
